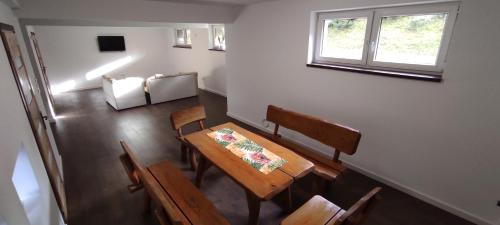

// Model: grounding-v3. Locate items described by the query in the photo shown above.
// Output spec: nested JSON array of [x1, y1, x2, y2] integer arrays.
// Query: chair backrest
[[266, 105, 361, 161], [170, 105, 206, 136], [331, 187, 382, 225], [119, 140, 145, 192], [138, 167, 191, 225]]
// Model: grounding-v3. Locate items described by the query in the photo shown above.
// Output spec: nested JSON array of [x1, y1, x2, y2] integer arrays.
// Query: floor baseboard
[[343, 162, 492, 225], [200, 87, 226, 97]]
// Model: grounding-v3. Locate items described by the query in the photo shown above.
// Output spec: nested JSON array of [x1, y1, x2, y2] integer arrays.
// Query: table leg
[[195, 156, 209, 187], [245, 190, 261, 225]]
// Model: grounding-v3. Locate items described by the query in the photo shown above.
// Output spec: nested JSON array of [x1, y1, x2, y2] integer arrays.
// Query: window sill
[[173, 45, 192, 49], [306, 63, 442, 82], [208, 48, 226, 52]]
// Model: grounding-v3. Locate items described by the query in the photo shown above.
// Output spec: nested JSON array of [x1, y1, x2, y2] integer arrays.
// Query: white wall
[[226, 0, 500, 224], [166, 28, 227, 96], [14, 0, 241, 24], [33, 26, 227, 95], [0, 2, 64, 225]]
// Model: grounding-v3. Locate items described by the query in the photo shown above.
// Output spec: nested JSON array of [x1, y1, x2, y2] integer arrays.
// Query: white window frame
[[210, 24, 226, 50], [314, 10, 373, 65], [312, 2, 459, 74], [174, 28, 191, 47], [368, 4, 459, 72]]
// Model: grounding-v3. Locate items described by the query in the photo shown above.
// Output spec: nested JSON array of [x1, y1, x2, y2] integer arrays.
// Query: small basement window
[[174, 28, 192, 48], [209, 24, 226, 51], [308, 2, 460, 81]]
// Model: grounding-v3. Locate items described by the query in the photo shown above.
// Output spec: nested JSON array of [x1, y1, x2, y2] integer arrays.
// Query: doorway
[[0, 23, 68, 222]]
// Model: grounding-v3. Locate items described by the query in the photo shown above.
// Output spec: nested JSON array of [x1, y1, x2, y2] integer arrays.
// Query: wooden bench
[[139, 166, 192, 225], [262, 105, 361, 190], [119, 141, 230, 225], [170, 105, 207, 170], [281, 187, 382, 225]]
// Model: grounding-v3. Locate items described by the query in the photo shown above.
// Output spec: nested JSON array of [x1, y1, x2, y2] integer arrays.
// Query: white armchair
[[102, 75, 147, 110], [146, 72, 198, 104]]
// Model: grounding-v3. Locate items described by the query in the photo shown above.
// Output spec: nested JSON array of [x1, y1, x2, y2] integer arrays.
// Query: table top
[[184, 122, 314, 200], [210, 123, 314, 179]]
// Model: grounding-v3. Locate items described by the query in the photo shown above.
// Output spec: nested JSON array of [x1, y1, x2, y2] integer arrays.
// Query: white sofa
[[102, 75, 147, 110], [146, 72, 198, 104]]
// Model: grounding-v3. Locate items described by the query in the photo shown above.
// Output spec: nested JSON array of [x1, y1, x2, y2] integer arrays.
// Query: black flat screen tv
[[98, 36, 125, 52]]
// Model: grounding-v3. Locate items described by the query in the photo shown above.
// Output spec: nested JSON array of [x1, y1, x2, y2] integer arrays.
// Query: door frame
[[0, 22, 68, 222], [0, 23, 34, 112], [30, 31, 56, 109]]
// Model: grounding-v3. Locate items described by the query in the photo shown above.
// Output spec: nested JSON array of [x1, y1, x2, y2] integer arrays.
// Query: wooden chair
[[281, 187, 382, 225], [170, 105, 206, 170], [329, 187, 382, 225], [263, 105, 361, 192]]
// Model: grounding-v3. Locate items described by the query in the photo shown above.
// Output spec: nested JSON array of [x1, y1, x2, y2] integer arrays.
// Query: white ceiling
[[148, 0, 276, 6]]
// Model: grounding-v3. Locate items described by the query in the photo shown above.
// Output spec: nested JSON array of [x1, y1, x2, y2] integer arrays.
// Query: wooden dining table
[[184, 122, 314, 225]]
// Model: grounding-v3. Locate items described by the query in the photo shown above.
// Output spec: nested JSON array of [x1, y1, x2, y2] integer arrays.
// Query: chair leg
[[311, 176, 328, 196], [180, 143, 187, 163], [286, 185, 293, 213], [154, 208, 170, 225], [188, 147, 198, 171], [143, 192, 151, 216], [195, 156, 209, 187]]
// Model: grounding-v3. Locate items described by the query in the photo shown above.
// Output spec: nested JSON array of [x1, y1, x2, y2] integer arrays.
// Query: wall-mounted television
[[97, 36, 126, 52]]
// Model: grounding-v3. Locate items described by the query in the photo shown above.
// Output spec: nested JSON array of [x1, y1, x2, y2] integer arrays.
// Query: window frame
[[314, 10, 374, 65], [174, 28, 192, 48], [210, 24, 226, 51], [367, 3, 459, 72], [311, 2, 460, 76]]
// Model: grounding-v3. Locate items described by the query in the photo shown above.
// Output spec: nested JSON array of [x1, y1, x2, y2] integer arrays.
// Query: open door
[[30, 32, 56, 110], [0, 23, 68, 222]]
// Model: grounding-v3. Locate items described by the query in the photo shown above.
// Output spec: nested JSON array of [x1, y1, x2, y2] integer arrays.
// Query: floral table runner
[[207, 128, 287, 174]]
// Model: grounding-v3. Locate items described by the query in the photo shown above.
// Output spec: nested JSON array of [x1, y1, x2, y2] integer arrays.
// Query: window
[[174, 28, 192, 48], [210, 24, 226, 51], [311, 2, 459, 78], [316, 10, 373, 64], [12, 149, 43, 225]]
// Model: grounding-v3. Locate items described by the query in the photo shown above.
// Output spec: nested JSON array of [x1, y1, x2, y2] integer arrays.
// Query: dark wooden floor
[[51, 89, 474, 225]]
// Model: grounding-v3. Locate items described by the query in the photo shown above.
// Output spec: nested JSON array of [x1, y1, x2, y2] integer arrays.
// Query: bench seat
[[262, 105, 361, 188], [121, 140, 228, 225], [148, 160, 230, 225], [281, 195, 342, 225]]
